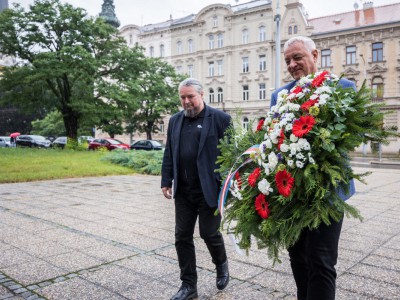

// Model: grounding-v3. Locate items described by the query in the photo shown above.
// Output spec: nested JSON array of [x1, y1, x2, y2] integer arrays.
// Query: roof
[[308, 2, 400, 35]]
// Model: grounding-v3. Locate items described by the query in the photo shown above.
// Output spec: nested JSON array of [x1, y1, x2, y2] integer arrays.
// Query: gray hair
[[179, 78, 203, 94], [284, 36, 316, 52]]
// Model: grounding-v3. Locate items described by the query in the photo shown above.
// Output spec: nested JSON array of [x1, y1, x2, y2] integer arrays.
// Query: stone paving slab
[[0, 167, 399, 300]]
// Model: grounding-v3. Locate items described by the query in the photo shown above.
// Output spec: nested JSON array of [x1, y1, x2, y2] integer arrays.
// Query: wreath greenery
[[217, 71, 398, 262]]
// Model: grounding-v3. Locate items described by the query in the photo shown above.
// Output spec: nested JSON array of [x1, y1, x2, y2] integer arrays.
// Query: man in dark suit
[[161, 78, 231, 300], [271, 36, 356, 300]]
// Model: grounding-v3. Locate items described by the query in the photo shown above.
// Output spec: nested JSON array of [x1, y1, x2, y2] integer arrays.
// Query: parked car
[[79, 136, 94, 144], [130, 140, 163, 151], [51, 136, 67, 149], [16, 135, 51, 148], [0, 136, 12, 148], [88, 138, 129, 151]]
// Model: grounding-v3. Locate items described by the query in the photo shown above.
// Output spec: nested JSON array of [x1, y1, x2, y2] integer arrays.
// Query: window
[[259, 26, 266, 41], [242, 29, 249, 44], [208, 34, 214, 49], [321, 49, 331, 68], [129, 34, 133, 45], [159, 121, 165, 133], [176, 66, 183, 75], [294, 25, 298, 34], [160, 44, 165, 58], [243, 117, 249, 130], [259, 55, 266, 71], [187, 65, 194, 77], [217, 88, 223, 103], [208, 62, 215, 77], [372, 42, 383, 62], [243, 85, 249, 101], [242, 57, 249, 73], [213, 15, 218, 27], [209, 88, 215, 103], [371, 77, 384, 99], [259, 83, 266, 100], [346, 46, 356, 65], [149, 46, 154, 57], [217, 60, 223, 76], [217, 33, 224, 48], [288, 26, 292, 35], [177, 41, 183, 54], [188, 39, 194, 53]]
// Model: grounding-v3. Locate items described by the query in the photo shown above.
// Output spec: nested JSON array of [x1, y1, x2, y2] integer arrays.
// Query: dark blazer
[[271, 78, 356, 200], [161, 104, 232, 207]]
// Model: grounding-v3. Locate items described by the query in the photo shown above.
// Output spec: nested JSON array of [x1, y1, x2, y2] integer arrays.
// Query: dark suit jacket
[[161, 104, 232, 208], [270, 78, 356, 200]]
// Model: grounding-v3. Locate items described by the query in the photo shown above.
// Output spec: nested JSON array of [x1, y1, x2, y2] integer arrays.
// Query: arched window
[[217, 88, 223, 103], [294, 25, 298, 34], [208, 34, 214, 49], [149, 46, 154, 57], [177, 41, 182, 54], [188, 39, 194, 53], [160, 44, 165, 57], [242, 29, 249, 44], [259, 25, 266, 41], [213, 15, 218, 27], [243, 117, 249, 130], [129, 34, 133, 45], [209, 88, 215, 103], [288, 26, 292, 35], [371, 77, 384, 99], [217, 33, 224, 48], [159, 121, 165, 133]]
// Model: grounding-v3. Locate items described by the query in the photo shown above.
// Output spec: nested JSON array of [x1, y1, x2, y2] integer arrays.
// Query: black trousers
[[288, 216, 343, 300], [174, 190, 227, 288]]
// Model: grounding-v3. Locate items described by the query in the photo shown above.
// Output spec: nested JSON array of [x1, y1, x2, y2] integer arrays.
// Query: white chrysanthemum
[[262, 162, 270, 175], [298, 138, 311, 150], [299, 76, 311, 86], [280, 143, 289, 152], [287, 160, 294, 168], [296, 152, 305, 160], [309, 157, 315, 164], [290, 134, 299, 143], [296, 161, 304, 168], [258, 179, 273, 195], [268, 152, 278, 171], [288, 103, 301, 111], [316, 86, 332, 94], [230, 181, 243, 200], [319, 93, 330, 105], [270, 131, 280, 144], [285, 123, 293, 132], [286, 93, 296, 101], [310, 94, 319, 100], [296, 92, 305, 99]]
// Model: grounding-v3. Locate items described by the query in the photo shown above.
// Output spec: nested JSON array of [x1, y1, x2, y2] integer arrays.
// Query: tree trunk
[[62, 108, 79, 140]]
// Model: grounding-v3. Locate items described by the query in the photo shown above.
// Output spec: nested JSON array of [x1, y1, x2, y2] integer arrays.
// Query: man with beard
[[161, 78, 231, 300]]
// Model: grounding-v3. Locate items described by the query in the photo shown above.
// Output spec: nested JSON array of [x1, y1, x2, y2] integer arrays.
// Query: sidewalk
[[0, 167, 399, 300]]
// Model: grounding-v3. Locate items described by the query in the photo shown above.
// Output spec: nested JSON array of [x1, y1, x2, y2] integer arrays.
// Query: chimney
[[363, 1, 373, 10]]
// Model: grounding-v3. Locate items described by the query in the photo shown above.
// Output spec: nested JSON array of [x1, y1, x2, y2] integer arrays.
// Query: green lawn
[[0, 148, 135, 183]]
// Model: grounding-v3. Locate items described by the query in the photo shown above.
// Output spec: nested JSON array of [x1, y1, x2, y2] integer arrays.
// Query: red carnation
[[256, 118, 265, 132], [312, 71, 329, 88], [292, 115, 316, 137], [300, 99, 318, 112], [248, 168, 261, 188], [235, 171, 242, 189], [277, 129, 285, 150], [275, 170, 295, 197], [255, 193, 270, 219], [292, 86, 303, 94]]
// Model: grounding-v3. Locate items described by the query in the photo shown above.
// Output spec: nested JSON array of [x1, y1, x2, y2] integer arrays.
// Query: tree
[[124, 57, 183, 140], [31, 110, 66, 137], [0, 0, 144, 139]]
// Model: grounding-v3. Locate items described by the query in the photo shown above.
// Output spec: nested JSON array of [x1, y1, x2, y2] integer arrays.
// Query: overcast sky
[[10, 0, 399, 27]]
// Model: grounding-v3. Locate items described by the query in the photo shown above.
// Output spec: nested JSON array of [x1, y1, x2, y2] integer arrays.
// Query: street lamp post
[[359, 54, 368, 156], [274, 0, 281, 89]]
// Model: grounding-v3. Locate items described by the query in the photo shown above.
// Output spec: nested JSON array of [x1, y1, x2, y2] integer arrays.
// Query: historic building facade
[[118, 0, 400, 153]]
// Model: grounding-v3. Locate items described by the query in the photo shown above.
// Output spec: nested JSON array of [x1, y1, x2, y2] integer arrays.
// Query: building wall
[[116, 0, 400, 153]]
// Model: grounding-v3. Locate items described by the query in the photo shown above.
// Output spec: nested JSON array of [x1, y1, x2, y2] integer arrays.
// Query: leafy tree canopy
[[0, 0, 145, 139]]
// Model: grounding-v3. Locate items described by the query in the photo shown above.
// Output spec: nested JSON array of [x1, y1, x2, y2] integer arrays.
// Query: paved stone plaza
[[0, 166, 399, 300]]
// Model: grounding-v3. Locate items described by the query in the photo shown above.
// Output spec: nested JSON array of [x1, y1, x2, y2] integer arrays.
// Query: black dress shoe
[[216, 260, 229, 290], [170, 285, 198, 300]]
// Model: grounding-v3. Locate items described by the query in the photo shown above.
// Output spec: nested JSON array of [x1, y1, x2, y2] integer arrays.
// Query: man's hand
[[162, 187, 172, 199]]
